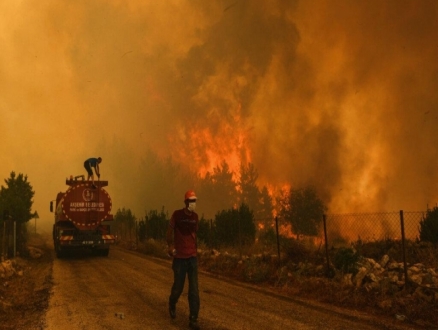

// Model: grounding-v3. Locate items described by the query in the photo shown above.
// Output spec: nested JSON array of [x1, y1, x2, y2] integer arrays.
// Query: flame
[[170, 103, 252, 180]]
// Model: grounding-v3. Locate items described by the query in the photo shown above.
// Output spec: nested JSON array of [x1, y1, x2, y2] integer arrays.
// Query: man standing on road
[[166, 190, 200, 330], [83, 157, 102, 189]]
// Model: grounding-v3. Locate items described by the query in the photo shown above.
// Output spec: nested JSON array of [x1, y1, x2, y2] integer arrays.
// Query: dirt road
[[43, 247, 418, 330]]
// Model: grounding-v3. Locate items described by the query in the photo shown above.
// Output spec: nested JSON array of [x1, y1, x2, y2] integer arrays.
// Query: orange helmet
[[184, 190, 197, 201]]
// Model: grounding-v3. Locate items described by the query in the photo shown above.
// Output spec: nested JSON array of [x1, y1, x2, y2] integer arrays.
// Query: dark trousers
[[169, 257, 200, 320]]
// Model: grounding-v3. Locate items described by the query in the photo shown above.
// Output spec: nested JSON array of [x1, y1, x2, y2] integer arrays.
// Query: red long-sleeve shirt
[[169, 208, 198, 258]]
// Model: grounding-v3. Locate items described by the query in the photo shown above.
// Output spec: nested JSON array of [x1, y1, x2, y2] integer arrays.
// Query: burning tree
[[278, 186, 326, 239], [195, 161, 238, 219], [238, 163, 274, 223]]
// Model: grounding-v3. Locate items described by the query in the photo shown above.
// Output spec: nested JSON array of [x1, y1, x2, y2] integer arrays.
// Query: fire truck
[[50, 176, 116, 258]]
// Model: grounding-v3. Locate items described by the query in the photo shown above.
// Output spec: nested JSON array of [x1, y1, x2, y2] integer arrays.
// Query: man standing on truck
[[167, 190, 200, 330], [83, 157, 102, 189]]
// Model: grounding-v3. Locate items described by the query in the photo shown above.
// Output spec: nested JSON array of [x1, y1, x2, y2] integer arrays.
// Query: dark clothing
[[84, 161, 93, 176], [84, 158, 99, 176], [169, 257, 200, 320], [86, 158, 100, 167]]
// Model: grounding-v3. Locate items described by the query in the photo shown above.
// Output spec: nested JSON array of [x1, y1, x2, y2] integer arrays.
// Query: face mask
[[188, 202, 196, 212]]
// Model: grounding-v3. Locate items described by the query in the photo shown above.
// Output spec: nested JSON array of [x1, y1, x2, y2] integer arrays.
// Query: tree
[[238, 162, 260, 210], [278, 185, 326, 238], [419, 207, 438, 244], [258, 186, 274, 224], [196, 160, 238, 219], [0, 172, 36, 253], [214, 203, 256, 247], [0, 172, 35, 224], [197, 217, 214, 247], [238, 163, 273, 225], [114, 208, 136, 240], [138, 219, 147, 242], [143, 208, 168, 240]]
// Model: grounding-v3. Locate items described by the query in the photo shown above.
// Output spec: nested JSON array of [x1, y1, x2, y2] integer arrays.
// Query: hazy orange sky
[[1, 1, 438, 230]]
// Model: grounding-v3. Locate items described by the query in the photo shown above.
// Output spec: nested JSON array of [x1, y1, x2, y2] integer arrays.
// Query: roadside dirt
[[0, 234, 53, 330]]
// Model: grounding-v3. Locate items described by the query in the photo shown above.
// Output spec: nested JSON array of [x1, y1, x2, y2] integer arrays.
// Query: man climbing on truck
[[84, 157, 102, 188]]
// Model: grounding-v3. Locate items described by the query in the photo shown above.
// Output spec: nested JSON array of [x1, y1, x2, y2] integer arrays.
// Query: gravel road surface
[[44, 247, 418, 330]]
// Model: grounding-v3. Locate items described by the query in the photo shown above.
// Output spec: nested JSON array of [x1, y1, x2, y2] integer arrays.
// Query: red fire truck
[[50, 177, 116, 258]]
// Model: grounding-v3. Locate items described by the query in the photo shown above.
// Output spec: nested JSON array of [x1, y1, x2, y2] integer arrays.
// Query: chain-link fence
[[254, 210, 432, 281], [251, 211, 425, 252], [324, 211, 424, 244]]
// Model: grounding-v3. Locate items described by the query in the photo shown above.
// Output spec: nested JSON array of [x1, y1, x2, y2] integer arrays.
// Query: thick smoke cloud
[[1, 0, 437, 230]]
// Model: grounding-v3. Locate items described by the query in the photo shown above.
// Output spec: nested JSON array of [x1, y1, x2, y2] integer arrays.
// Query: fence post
[[323, 214, 330, 274], [399, 210, 409, 285], [237, 212, 241, 259], [135, 220, 138, 247], [1, 221, 5, 260], [209, 219, 212, 248], [13, 221, 16, 258], [275, 216, 280, 263]]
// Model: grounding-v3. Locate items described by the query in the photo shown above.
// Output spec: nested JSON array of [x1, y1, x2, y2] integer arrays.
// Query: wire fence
[[324, 211, 424, 244], [249, 211, 426, 253], [256, 210, 433, 282]]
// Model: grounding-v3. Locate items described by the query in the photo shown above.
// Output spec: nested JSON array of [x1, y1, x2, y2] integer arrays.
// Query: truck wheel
[[92, 248, 109, 256], [100, 249, 109, 257], [55, 244, 65, 258]]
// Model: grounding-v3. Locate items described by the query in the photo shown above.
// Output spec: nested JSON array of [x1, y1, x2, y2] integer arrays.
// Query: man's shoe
[[169, 305, 176, 319], [189, 318, 200, 330]]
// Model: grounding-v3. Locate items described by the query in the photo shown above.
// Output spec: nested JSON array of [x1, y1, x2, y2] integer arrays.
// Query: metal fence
[[322, 210, 431, 283], [258, 210, 432, 283], [324, 210, 424, 244], [200, 210, 426, 254], [252, 210, 425, 251]]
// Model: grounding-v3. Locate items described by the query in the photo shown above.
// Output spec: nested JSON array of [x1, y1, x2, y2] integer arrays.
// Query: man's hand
[[167, 246, 175, 257]]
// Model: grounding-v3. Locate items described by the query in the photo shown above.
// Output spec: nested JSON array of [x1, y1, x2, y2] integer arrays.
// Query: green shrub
[[258, 227, 277, 246], [353, 237, 399, 260], [197, 217, 216, 247], [419, 207, 438, 244], [215, 203, 256, 247], [333, 247, 359, 274]]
